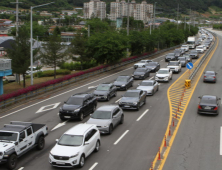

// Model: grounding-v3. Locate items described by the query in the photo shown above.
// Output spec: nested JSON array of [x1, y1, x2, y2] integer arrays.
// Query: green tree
[[53, 26, 61, 35], [86, 18, 110, 35], [87, 31, 129, 64], [40, 34, 66, 79]]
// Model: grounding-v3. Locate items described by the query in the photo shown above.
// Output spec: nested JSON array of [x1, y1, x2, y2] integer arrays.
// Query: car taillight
[[213, 77, 215, 78], [204, 76, 206, 78], [198, 105, 202, 109], [214, 107, 218, 110]]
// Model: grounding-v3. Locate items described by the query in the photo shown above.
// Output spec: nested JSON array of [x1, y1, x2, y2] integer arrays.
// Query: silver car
[[203, 71, 217, 83], [86, 105, 124, 134], [137, 80, 159, 96]]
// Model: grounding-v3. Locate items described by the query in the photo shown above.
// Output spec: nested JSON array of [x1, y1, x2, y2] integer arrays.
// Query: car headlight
[[119, 101, 122, 105], [49, 152, 53, 157], [70, 152, 79, 158], [164, 76, 169, 80], [102, 125, 108, 128], [141, 75, 144, 76], [59, 107, 63, 111], [121, 84, 125, 87], [74, 108, 80, 112], [133, 102, 138, 105], [152, 68, 155, 70]]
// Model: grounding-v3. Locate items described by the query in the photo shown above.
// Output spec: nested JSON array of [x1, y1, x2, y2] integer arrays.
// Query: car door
[[83, 131, 93, 157], [16, 131, 28, 155], [112, 109, 119, 127], [82, 98, 90, 115], [84, 129, 97, 156], [109, 85, 114, 96], [25, 127, 35, 149]]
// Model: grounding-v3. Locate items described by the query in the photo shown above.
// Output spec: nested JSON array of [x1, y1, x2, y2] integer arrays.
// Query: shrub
[[39, 69, 71, 77], [60, 60, 98, 71]]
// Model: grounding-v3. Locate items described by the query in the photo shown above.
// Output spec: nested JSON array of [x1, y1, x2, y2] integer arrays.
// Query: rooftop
[[65, 124, 95, 135]]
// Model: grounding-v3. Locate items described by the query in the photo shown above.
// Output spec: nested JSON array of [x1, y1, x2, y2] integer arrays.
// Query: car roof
[[72, 93, 89, 98], [65, 124, 96, 135], [126, 89, 141, 92], [0, 121, 32, 133], [205, 71, 215, 74], [99, 83, 112, 86], [141, 80, 155, 83], [167, 53, 174, 55], [159, 68, 169, 70], [96, 105, 118, 111]]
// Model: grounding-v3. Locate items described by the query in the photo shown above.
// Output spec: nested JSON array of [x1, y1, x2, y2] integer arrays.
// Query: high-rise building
[[84, 0, 106, 19], [109, 0, 153, 23]]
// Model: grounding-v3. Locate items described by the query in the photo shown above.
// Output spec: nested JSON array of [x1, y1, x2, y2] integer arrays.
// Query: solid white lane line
[[115, 98, 121, 103], [136, 109, 149, 121], [89, 162, 98, 170], [114, 130, 129, 145], [18, 167, 24, 170], [220, 127, 222, 155], [149, 76, 154, 80], [0, 54, 166, 119], [51, 120, 69, 131]]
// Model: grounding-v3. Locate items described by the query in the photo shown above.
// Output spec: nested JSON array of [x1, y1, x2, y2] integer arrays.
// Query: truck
[[0, 121, 48, 170], [187, 36, 196, 49]]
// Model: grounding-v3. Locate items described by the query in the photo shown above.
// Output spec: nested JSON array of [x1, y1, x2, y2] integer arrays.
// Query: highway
[[163, 29, 222, 170], [0, 34, 211, 170]]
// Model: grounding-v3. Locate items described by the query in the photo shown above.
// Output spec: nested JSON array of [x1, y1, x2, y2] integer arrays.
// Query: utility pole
[[177, 3, 179, 30], [189, 8, 191, 32], [184, 16, 186, 30], [88, 25, 90, 37], [149, 13, 152, 34], [153, 2, 157, 30], [126, 0, 129, 57]]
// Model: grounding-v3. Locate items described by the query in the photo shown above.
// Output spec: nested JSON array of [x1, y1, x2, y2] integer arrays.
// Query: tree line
[[6, 18, 198, 88]]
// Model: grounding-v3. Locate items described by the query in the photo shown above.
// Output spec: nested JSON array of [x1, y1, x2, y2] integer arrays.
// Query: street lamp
[[30, 2, 54, 85], [153, 2, 157, 30]]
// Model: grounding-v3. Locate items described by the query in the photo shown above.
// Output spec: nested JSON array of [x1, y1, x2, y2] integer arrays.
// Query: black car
[[145, 62, 160, 72], [119, 89, 147, 110], [165, 53, 176, 62], [59, 93, 97, 121], [132, 68, 150, 80], [93, 83, 117, 101], [198, 95, 220, 115], [173, 49, 182, 59], [178, 57, 187, 67], [113, 75, 134, 90], [189, 50, 199, 59]]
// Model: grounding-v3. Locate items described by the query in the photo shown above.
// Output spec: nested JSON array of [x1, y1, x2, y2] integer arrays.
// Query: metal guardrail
[[0, 44, 181, 109], [189, 31, 217, 80]]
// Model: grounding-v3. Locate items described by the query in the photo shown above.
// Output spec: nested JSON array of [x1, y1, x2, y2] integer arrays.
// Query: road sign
[[186, 62, 193, 69]]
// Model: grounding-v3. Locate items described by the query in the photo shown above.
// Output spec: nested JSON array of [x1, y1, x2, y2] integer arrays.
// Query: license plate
[[124, 105, 130, 108], [56, 162, 65, 165], [205, 106, 211, 110], [64, 116, 71, 118]]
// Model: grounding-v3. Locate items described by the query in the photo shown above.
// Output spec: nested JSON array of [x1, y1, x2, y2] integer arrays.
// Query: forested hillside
[[1, 0, 222, 13]]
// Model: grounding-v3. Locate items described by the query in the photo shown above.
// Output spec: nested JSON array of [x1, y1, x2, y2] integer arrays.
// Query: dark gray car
[[165, 53, 176, 62], [113, 75, 133, 90], [198, 95, 220, 115], [203, 71, 217, 83], [190, 50, 199, 59], [173, 49, 182, 59], [93, 83, 117, 101], [132, 68, 150, 80], [86, 105, 124, 134], [119, 89, 147, 110], [178, 57, 187, 67], [182, 54, 192, 62], [145, 62, 160, 72]]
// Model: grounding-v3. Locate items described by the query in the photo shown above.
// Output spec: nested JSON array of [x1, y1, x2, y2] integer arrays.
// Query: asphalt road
[[163, 29, 222, 170], [0, 43, 204, 170]]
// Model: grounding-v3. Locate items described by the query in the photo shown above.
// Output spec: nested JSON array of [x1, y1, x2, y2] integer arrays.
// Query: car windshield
[[123, 91, 140, 97], [0, 132, 18, 141], [147, 62, 157, 66], [91, 110, 111, 119], [96, 85, 110, 91], [197, 47, 203, 49], [168, 63, 179, 66], [135, 68, 145, 72], [58, 134, 83, 146], [174, 50, 180, 53], [140, 82, 153, 86], [66, 97, 83, 105], [182, 45, 187, 48], [167, 53, 174, 56], [205, 72, 215, 75], [138, 61, 146, 63], [157, 70, 169, 74], [116, 76, 128, 82], [179, 57, 186, 61], [187, 41, 195, 44], [201, 97, 217, 105]]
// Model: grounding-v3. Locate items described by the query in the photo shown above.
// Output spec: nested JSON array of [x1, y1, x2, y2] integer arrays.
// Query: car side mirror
[[15, 142, 18, 145], [55, 139, 59, 142], [113, 115, 117, 118], [19, 138, 23, 142], [84, 141, 90, 145], [90, 114, 92, 117]]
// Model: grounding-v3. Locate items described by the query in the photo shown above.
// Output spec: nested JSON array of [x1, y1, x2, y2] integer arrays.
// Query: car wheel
[[109, 124, 113, 135], [120, 115, 124, 124], [114, 91, 117, 97], [36, 136, 45, 150], [7, 154, 17, 170], [131, 82, 133, 87], [136, 103, 140, 111], [78, 155, 85, 168], [170, 76, 172, 80], [79, 112, 84, 121], [92, 105, 96, 113], [151, 90, 154, 96], [107, 95, 110, 101], [157, 86, 159, 91], [125, 86, 128, 91], [59, 115, 66, 121], [94, 140, 100, 152]]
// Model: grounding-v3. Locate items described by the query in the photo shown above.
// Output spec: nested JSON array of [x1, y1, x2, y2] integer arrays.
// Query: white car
[[196, 45, 204, 53], [49, 124, 100, 168], [181, 45, 189, 52], [3, 74, 16, 82], [134, 60, 152, 69], [155, 68, 173, 82], [137, 80, 159, 95], [167, 61, 181, 73], [201, 44, 207, 51]]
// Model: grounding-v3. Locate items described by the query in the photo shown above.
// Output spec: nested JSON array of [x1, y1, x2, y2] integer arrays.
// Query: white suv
[[49, 124, 100, 168], [155, 68, 173, 82]]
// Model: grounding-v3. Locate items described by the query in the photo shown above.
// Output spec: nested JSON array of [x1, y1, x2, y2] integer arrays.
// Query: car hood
[[0, 142, 15, 153], [62, 104, 81, 111], [133, 72, 144, 75], [134, 63, 145, 66], [51, 144, 81, 157], [120, 97, 139, 103], [86, 118, 111, 127], [174, 53, 180, 56], [146, 66, 156, 69], [167, 66, 179, 68], [180, 61, 186, 64], [166, 56, 174, 58], [137, 86, 153, 91], [114, 81, 126, 86], [156, 73, 169, 77], [93, 90, 108, 95]]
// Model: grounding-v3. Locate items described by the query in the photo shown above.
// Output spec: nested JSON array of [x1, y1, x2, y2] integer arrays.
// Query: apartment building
[[110, 0, 153, 23], [84, 0, 106, 19]]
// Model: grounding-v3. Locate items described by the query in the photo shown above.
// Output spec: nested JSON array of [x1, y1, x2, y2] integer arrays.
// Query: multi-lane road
[[0, 29, 220, 170]]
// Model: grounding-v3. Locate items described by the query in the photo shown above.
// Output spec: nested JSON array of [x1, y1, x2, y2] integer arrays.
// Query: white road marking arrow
[[88, 86, 97, 89], [51, 120, 68, 131]]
